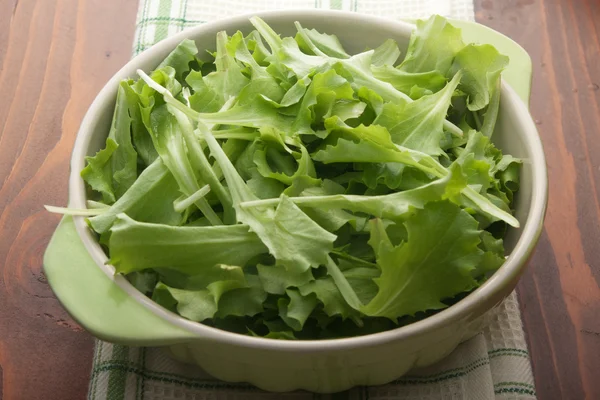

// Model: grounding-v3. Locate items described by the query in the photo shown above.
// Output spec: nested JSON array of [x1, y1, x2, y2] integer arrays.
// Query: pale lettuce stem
[[173, 184, 211, 213], [240, 188, 518, 228], [240, 195, 332, 209], [86, 200, 110, 209], [138, 71, 232, 223], [134, 75, 221, 225], [205, 96, 236, 131], [44, 205, 105, 216], [194, 196, 222, 225], [211, 132, 261, 140]]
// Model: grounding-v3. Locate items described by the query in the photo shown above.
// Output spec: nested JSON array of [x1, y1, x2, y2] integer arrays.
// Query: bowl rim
[[69, 9, 548, 351]]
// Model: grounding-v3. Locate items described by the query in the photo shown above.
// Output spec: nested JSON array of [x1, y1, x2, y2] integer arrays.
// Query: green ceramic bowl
[[44, 10, 548, 393]]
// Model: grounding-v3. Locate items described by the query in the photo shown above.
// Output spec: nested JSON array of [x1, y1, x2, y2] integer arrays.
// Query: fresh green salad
[[62, 15, 522, 339]]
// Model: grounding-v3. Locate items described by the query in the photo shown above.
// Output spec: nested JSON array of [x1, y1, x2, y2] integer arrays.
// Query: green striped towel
[[88, 1, 536, 399]]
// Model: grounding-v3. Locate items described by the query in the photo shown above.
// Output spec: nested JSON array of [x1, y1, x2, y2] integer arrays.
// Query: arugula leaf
[[185, 70, 228, 113], [229, 31, 286, 102], [254, 17, 464, 136], [313, 118, 519, 227], [153, 283, 218, 321], [313, 117, 443, 176], [186, 33, 249, 113], [292, 179, 367, 232], [357, 87, 384, 118], [197, 97, 294, 132], [158, 263, 246, 290], [340, 262, 380, 305], [168, 105, 234, 221]]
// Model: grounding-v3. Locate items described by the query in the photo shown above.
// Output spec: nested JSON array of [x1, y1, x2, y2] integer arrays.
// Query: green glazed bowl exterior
[[44, 9, 548, 393]]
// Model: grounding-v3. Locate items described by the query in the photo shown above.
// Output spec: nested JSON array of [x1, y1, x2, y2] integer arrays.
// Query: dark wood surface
[[0, 0, 138, 399], [474, 0, 600, 399], [0, 1, 599, 399]]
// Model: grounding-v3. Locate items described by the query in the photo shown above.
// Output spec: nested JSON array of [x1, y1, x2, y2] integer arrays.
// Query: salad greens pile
[[73, 15, 521, 339]]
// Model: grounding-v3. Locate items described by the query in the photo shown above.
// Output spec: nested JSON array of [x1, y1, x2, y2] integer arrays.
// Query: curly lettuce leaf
[[257, 264, 314, 295], [371, 39, 401, 67], [80, 138, 118, 204], [157, 38, 198, 81], [371, 66, 447, 95], [278, 289, 319, 331], [361, 202, 481, 319], [398, 15, 465, 75], [450, 44, 509, 111], [299, 277, 361, 322], [374, 72, 462, 155], [295, 27, 350, 59]]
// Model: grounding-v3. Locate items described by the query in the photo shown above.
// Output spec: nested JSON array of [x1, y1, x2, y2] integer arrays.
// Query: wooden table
[[0, 1, 598, 399]]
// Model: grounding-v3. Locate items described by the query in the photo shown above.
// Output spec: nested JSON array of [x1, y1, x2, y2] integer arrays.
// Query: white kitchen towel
[[132, 0, 474, 54]]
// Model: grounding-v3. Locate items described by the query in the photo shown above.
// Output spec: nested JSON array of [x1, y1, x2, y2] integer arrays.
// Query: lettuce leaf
[[361, 202, 480, 319], [109, 214, 267, 274]]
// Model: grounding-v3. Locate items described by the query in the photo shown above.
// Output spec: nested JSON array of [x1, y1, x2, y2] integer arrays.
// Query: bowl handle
[[43, 216, 197, 345]]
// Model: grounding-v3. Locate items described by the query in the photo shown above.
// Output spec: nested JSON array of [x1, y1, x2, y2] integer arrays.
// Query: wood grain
[[0, 0, 138, 399], [475, 0, 600, 398]]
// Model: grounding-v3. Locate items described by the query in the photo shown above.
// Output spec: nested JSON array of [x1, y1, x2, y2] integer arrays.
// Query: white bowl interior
[[69, 10, 546, 348]]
